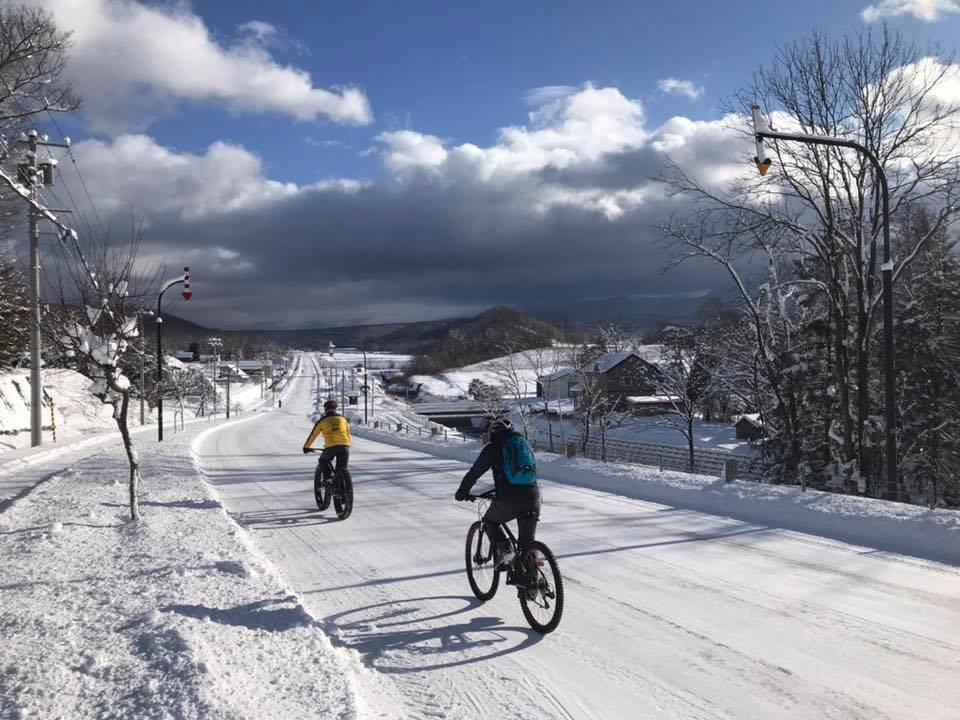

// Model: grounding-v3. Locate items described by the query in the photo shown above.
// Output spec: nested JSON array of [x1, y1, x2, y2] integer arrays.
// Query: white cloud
[[33, 0, 373, 131], [373, 83, 733, 219], [380, 84, 648, 182], [657, 78, 705, 100], [861, 0, 960, 21], [237, 20, 278, 43], [522, 85, 579, 107], [376, 130, 449, 173], [66, 134, 361, 222]]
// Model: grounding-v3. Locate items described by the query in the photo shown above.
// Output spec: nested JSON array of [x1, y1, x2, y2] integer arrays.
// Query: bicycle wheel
[[465, 521, 499, 601], [333, 468, 353, 520], [314, 465, 331, 511], [518, 541, 564, 634]]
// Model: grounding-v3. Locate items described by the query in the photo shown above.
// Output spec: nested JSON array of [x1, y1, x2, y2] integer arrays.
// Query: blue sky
[[31, 0, 960, 328], [129, 0, 960, 185]]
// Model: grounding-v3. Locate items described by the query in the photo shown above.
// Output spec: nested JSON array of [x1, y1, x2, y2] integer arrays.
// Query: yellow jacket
[[304, 412, 352, 449]]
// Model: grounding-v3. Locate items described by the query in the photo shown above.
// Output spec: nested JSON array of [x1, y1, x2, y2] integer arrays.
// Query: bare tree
[[44, 227, 159, 520], [566, 343, 610, 453], [522, 345, 569, 452], [0, 4, 79, 128], [639, 326, 714, 473], [662, 27, 960, 491], [488, 345, 538, 438]]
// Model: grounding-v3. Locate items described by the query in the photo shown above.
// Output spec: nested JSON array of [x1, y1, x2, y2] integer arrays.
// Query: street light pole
[[751, 105, 898, 499], [360, 349, 368, 424], [156, 267, 191, 442]]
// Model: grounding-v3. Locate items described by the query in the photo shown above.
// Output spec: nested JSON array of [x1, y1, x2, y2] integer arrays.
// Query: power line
[[45, 109, 104, 233]]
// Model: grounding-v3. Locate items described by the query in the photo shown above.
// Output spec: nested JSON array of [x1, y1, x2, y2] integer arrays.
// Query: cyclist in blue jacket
[[455, 418, 541, 568]]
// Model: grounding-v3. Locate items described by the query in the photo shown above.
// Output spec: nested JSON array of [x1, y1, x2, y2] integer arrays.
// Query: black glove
[[455, 487, 469, 502], [302, 447, 310, 454]]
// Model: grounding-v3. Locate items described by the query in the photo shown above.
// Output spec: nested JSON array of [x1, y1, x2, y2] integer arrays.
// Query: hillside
[[245, 306, 565, 356]]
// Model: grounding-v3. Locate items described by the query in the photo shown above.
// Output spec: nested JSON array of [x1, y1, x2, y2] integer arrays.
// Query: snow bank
[[353, 424, 960, 567], [0, 369, 116, 451], [0, 415, 395, 719]]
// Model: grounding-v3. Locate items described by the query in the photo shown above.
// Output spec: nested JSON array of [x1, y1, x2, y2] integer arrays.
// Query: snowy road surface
[[194, 358, 960, 720]]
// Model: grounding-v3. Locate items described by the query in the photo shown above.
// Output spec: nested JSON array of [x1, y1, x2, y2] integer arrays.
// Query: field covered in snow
[[410, 346, 573, 399]]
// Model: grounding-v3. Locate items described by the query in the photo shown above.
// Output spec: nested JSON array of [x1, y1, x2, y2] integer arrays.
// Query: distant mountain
[[246, 305, 563, 354], [520, 291, 732, 329]]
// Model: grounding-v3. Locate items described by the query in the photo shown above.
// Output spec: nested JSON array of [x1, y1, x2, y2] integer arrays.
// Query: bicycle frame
[[474, 493, 521, 558]]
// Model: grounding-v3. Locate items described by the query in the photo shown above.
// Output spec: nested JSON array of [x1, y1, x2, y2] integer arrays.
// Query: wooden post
[[49, 400, 57, 443]]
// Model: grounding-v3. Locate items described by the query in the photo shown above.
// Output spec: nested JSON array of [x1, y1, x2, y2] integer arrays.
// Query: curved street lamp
[[751, 106, 897, 499], [157, 267, 191, 442]]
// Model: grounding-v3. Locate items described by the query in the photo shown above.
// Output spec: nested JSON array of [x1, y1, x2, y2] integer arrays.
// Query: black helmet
[[488, 417, 513, 438], [323, 400, 337, 412]]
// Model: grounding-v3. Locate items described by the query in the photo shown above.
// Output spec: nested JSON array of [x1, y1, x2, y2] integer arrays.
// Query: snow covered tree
[[43, 230, 158, 520], [663, 27, 960, 495], [0, 257, 28, 368], [893, 207, 960, 507]]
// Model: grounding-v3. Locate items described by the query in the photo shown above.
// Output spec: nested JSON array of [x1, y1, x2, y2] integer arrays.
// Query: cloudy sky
[[21, 0, 960, 328]]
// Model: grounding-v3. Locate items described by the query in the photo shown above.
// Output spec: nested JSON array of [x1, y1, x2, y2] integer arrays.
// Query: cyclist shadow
[[325, 594, 543, 673], [230, 507, 344, 530]]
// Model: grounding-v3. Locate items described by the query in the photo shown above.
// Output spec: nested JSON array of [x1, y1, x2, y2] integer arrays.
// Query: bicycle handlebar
[[468, 488, 497, 502]]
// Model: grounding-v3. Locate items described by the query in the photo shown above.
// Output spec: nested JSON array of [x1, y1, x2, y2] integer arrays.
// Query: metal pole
[[752, 110, 898, 498], [139, 314, 146, 425], [226, 358, 231, 419], [362, 350, 368, 424], [28, 131, 41, 447], [156, 299, 163, 442]]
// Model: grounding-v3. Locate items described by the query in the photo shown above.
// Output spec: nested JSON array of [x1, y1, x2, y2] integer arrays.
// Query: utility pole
[[27, 131, 41, 447], [226, 358, 231, 419], [19, 130, 68, 447], [209, 336, 223, 416], [139, 312, 147, 425]]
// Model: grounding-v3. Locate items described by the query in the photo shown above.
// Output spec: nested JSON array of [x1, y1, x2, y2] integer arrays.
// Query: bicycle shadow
[[230, 507, 343, 530], [324, 594, 543, 673]]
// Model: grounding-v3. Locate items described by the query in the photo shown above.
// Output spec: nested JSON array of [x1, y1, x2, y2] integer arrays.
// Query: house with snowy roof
[[575, 350, 663, 411], [537, 368, 578, 400]]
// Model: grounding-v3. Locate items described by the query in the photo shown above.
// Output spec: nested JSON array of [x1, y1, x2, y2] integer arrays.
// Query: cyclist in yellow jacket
[[303, 400, 352, 478]]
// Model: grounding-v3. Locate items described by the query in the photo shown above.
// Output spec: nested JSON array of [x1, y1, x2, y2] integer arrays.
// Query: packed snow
[[4, 351, 960, 719]]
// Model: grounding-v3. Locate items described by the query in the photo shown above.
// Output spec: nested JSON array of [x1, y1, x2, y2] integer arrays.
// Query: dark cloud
[[132, 179, 727, 329]]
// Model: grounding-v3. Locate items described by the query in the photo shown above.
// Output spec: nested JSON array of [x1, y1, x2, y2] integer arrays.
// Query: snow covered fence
[[574, 437, 765, 482], [353, 423, 960, 567]]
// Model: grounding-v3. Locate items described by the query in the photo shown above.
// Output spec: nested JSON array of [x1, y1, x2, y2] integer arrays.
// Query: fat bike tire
[[333, 468, 353, 520], [518, 541, 564, 634], [465, 520, 500, 601], [314, 465, 332, 511]]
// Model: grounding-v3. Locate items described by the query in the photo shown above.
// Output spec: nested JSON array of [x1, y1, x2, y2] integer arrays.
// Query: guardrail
[[530, 435, 764, 482]]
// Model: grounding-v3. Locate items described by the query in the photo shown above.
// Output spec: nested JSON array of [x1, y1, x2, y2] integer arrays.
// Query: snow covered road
[[195, 357, 960, 720]]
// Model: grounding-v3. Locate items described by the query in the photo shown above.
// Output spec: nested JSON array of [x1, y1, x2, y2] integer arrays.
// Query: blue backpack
[[501, 435, 537, 485]]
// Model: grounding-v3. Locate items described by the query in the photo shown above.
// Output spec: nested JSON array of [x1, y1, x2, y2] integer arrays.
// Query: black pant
[[483, 485, 541, 552], [319, 446, 349, 478]]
